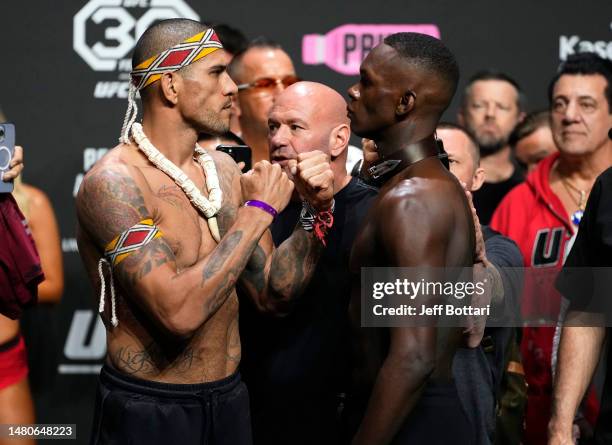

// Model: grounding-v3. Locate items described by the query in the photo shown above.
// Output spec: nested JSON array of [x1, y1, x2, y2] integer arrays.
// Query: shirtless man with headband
[[347, 33, 476, 444], [76, 19, 334, 445]]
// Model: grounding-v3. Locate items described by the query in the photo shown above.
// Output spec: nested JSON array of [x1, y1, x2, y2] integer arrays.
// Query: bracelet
[[300, 200, 335, 246], [244, 200, 278, 219]]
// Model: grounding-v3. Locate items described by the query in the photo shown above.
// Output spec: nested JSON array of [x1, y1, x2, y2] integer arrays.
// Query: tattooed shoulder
[[76, 164, 151, 246]]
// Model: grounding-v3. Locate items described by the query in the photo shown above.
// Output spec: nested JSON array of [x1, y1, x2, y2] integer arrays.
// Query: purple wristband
[[244, 200, 278, 219]]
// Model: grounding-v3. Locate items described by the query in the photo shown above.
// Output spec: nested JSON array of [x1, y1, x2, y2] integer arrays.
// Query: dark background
[[0, 1, 610, 442]]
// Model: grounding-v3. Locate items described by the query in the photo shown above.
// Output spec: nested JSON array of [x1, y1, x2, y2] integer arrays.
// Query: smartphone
[[0, 123, 15, 193], [216, 144, 252, 172]]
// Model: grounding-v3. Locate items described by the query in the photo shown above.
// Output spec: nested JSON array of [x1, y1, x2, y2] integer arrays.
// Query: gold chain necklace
[[560, 176, 590, 225]]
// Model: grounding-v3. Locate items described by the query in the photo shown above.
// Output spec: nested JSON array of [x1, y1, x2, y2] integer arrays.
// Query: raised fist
[[288, 151, 334, 211], [240, 160, 294, 214]]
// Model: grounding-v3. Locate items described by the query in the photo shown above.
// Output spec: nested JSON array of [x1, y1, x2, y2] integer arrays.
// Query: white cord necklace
[[131, 122, 223, 242]]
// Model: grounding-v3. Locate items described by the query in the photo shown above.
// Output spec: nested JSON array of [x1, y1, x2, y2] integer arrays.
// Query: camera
[[0, 123, 16, 193]]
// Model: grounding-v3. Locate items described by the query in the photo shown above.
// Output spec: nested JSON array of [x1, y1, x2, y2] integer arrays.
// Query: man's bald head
[[268, 81, 350, 174], [277, 81, 349, 130]]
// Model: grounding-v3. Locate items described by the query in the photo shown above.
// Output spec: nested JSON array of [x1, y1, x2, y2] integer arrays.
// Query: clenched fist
[[287, 151, 334, 211], [241, 160, 294, 214]]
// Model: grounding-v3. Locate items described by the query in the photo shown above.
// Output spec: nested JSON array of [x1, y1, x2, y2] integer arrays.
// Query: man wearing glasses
[[228, 38, 300, 164]]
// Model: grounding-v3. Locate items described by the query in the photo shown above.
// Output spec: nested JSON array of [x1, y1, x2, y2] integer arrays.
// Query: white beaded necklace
[[97, 124, 224, 328], [131, 122, 223, 242]]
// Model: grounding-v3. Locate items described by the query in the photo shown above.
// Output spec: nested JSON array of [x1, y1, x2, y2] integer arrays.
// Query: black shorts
[[90, 364, 252, 445], [392, 381, 474, 445], [345, 381, 474, 445]]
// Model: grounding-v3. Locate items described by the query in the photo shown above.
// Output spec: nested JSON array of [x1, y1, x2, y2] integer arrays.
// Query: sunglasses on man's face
[[237, 75, 301, 92]]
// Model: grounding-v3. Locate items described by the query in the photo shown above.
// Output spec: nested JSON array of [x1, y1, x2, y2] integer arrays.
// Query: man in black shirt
[[438, 123, 525, 445], [239, 81, 377, 445], [458, 71, 526, 224], [550, 165, 612, 445]]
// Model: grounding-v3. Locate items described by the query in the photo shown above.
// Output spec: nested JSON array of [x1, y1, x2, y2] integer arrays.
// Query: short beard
[[476, 134, 507, 156], [195, 109, 229, 136]]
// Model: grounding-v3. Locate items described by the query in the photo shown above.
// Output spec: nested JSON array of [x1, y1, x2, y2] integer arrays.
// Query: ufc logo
[[73, 0, 199, 71], [531, 228, 565, 267]]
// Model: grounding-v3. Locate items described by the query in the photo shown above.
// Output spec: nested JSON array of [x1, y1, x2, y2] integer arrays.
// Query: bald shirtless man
[[347, 33, 476, 444], [76, 20, 333, 445], [241, 81, 377, 445]]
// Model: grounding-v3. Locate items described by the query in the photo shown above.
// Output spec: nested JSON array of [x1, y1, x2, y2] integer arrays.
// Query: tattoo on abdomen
[[113, 342, 200, 376]]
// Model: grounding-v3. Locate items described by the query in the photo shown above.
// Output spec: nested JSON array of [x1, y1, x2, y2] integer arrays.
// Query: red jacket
[[491, 152, 598, 444]]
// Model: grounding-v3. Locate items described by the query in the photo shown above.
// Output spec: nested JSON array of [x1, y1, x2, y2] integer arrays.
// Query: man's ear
[[457, 108, 465, 126], [395, 92, 415, 117], [159, 72, 180, 105], [329, 123, 350, 158], [471, 166, 486, 192]]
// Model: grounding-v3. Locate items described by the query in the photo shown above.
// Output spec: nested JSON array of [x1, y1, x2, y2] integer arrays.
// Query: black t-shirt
[[556, 166, 612, 445], [453, 226, 524, 445], [240, 177, 377, 401], [473, 163, 524, 225]]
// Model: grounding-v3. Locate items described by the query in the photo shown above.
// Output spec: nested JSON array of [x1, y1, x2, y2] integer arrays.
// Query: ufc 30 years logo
[[74, 0, 199, 72]]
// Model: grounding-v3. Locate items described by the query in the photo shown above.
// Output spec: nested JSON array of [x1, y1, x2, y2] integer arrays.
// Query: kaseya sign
[[302, 24, 440, 75], [73, 0, 199, 98]]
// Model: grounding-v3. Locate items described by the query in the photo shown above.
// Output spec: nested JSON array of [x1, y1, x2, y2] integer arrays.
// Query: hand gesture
[[288, 151, 334, 211], [241, 160, 294, 214]]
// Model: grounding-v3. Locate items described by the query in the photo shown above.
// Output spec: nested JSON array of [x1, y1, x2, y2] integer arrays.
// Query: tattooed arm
[[240, 223, 324, 314], [76, 161, 292, 338], [239, 151, 335, 314]]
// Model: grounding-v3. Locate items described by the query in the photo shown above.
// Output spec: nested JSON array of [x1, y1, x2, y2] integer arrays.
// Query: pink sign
[[302, 24, 441, 75]]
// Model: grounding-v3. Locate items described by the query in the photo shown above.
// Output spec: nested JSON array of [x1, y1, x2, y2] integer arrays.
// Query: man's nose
[[269, 125, 290, 147], [484, 103, 497, 120], [562, 100, 581, 124], [223, 72, 238, 96]]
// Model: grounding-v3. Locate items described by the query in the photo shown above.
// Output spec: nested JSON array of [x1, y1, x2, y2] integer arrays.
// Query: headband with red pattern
[[120, 28, 224, 143], [131, 28, 223, 90]]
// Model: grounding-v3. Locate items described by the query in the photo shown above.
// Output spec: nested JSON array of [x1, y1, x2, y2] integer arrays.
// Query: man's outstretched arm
[[76, 161, 292, 338], [239, 151, 335, 314]]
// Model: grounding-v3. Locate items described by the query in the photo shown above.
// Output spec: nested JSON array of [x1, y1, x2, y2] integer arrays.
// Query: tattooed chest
[[150, 184, 239, 267]]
